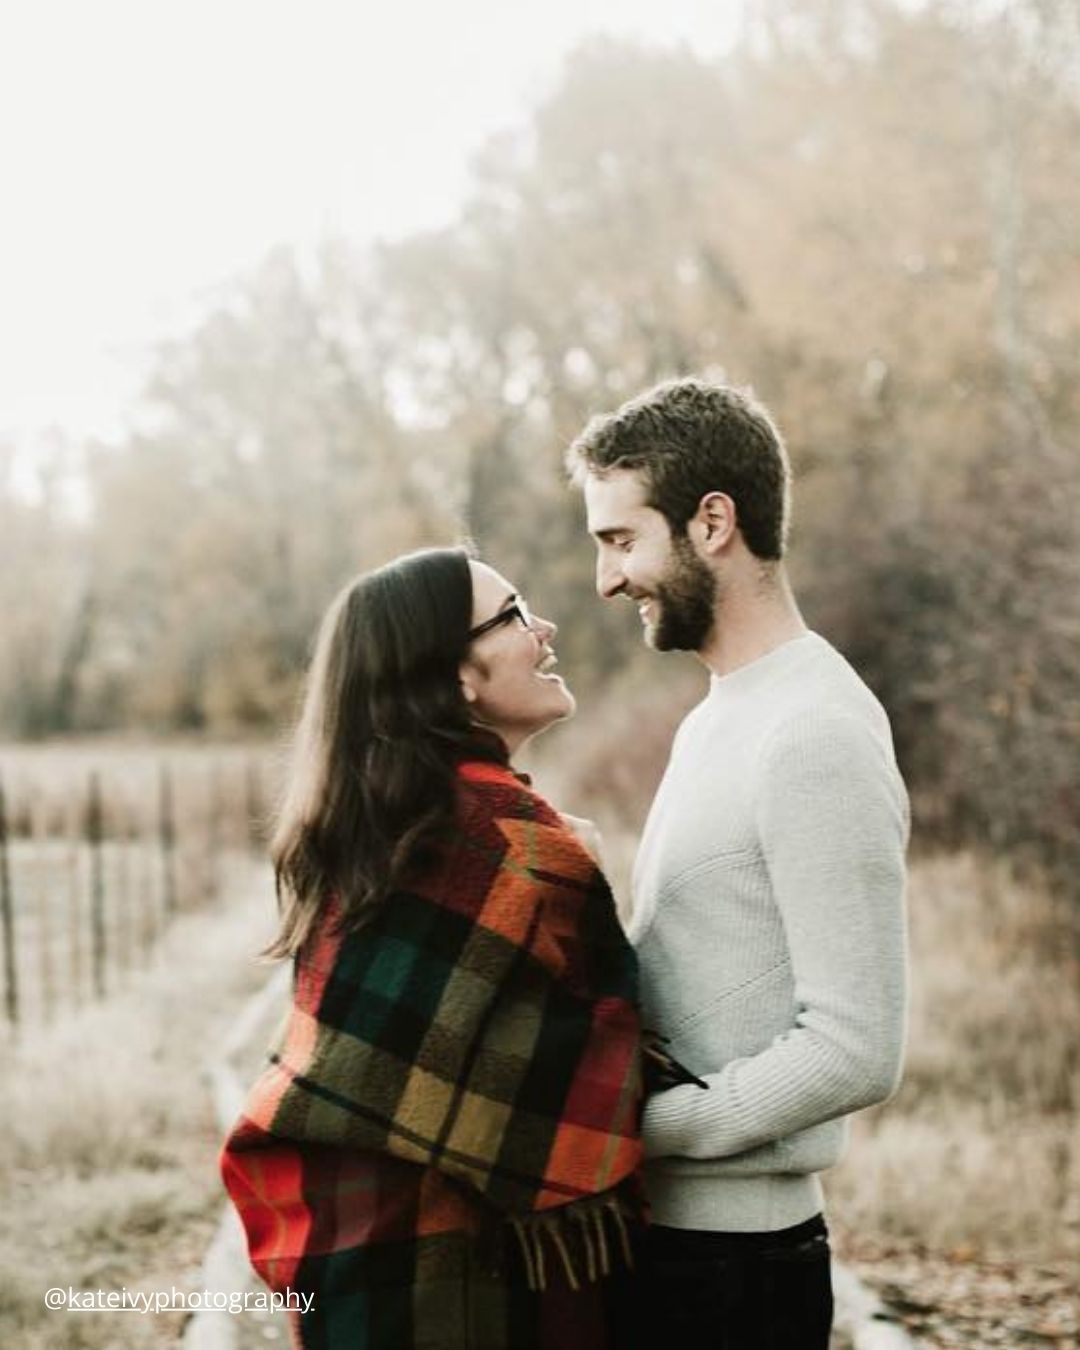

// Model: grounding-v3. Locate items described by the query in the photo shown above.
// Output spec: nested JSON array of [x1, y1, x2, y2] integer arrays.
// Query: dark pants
[[637, 1214, 833, 1349]]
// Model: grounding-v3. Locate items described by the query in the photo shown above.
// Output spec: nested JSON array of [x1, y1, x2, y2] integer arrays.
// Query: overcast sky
[[0, 0, 738, 456]]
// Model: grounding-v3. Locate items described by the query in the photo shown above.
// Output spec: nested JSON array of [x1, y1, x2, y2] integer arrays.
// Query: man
[[566, 378, 909, 1348]]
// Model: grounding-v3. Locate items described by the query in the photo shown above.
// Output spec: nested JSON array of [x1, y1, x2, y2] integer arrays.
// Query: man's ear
[[691, 492, 736, 556]]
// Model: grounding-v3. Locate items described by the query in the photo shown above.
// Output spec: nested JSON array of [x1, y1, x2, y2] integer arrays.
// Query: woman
[[220, 547, 646, 1349]]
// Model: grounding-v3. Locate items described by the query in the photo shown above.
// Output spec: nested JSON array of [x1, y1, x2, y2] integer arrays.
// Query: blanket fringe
[[510, 1218, 538, 1291], [607, 1197, 633, 1269], [508, 1191, 637, 1293], [548, 1220, 579, 1291], [572, 1209, 597, 1284], [534, 1222, 547, 1289], [592, 1205, 610, 1277]]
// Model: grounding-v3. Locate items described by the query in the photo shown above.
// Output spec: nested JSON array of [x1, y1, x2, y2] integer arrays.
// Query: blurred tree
[[375, 42, 758, 684], [0, 435, 91, 736], [4, 0, 1077, 888], [81, 246, 459, 730]]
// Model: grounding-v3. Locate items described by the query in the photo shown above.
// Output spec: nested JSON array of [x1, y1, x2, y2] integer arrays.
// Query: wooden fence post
[[65, 793, 83, 1009], [159, 763, 178, 916], [0, 773, 18, 1030], [87, 772, 106, 999], [114, 787, 132, 978], [206, 760, 223, 904], [33, 790, 55, 1024], [138, 796, 157, 963]]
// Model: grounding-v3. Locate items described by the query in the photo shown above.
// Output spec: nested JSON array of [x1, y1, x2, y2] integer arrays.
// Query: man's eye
[[617, 538, 634, 553]]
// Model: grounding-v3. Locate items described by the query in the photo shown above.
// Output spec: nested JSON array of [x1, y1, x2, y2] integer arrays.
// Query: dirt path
[[189, 968, 920, 1350], [836, 1237, 1079, 1347]]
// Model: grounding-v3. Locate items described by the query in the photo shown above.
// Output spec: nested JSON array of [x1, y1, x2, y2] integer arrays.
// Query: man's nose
[[596, 553, 625, 600], [535, 614, 557, 641]]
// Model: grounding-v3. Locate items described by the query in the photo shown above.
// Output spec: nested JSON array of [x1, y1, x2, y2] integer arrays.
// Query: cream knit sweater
[[631, 632, 909, 1232]]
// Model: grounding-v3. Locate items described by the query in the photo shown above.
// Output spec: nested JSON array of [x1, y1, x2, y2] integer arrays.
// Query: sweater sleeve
[[642, 709, 909, 1160]]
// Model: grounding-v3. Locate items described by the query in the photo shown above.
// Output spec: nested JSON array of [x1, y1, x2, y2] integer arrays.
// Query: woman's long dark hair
[[265, 547, 506, 958]]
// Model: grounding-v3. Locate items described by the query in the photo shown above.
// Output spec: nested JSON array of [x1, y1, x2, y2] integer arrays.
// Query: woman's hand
[[642, 1031, 710, 1094], [559, 812, 604, 867]]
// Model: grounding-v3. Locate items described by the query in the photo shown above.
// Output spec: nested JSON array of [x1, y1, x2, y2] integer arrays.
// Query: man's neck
[[697, 569, 807, 678]]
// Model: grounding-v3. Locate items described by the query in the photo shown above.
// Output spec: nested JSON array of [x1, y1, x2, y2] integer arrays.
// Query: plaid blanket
[[221, 760, 645, 1348]]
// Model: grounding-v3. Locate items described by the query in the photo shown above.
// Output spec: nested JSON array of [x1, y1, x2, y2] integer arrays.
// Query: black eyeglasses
[[467, 596, 534, 642]]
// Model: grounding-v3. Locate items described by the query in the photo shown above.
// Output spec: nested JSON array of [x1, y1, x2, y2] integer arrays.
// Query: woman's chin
[[528, 688, 578, 741], [546, 678, 576, 722]]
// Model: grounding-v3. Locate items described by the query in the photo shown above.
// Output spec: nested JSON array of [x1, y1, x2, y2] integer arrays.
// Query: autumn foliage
[[3, 0, 1078, 887]]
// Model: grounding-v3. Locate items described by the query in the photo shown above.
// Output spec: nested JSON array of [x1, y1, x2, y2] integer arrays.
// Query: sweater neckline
[[707, 631, 822, 698]]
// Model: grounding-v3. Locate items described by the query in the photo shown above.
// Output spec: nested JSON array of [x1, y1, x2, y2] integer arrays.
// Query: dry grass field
[[0, 855, 279, 1349], [1, 739, 1077, 1347], [0, 740, 276, 1028], [582, 806, 1080, 1345], [826, 853, 1080, 1345], [828, 852, 1079, 1259]]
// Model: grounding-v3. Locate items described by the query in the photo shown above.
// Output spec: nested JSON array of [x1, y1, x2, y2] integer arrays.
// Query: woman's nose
[[534, 613, 557, 641]]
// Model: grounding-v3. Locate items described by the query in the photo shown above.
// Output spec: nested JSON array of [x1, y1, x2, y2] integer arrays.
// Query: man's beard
[[649, 535, 717, 652]]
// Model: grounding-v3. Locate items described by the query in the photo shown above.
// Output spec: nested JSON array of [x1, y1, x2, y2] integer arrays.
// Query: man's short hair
[[566, 377, 792, 559]]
